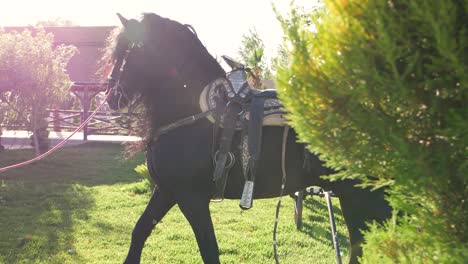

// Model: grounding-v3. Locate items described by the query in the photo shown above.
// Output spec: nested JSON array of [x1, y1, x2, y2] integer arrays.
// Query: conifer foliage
[[277, 1, 467, 263]]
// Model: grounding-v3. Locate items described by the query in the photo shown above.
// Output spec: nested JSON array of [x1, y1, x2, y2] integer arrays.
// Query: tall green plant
[[277, 1, 467, 263], [134, 163, 156, 192], [237, 28, 272, 88], [0, 28, 76, 154]]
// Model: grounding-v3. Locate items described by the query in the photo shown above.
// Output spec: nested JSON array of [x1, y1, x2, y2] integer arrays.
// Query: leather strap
[[155, 109, 214, 136]]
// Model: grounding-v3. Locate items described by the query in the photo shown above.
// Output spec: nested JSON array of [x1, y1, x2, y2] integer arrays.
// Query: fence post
[[53, 109, 61, 132], [82, 88, 89, 141], [0, 129, 4, 151], [71, 83, 105, 141]]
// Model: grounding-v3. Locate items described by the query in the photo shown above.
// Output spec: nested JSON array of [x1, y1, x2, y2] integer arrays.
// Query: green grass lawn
[[0, 142, 349, 263]]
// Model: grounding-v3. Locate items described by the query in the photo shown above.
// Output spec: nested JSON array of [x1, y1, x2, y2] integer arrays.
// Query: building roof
[[4, 26, 117, 82]]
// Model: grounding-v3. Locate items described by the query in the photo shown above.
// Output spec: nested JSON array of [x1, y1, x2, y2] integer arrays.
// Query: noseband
[[107, 55, 125, 93], [106, 47, 132, 109]]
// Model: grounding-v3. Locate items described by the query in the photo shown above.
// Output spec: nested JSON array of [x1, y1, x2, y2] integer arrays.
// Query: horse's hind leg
[[124, 187, 175, 264], [177, 192, 220, 264], [333, 180, 391, 264]]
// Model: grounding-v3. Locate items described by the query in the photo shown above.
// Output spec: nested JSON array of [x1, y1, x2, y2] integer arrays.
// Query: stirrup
[[211, 151, 235, 202], [239, 180, 255, 210], [211, 177, 228, 202]]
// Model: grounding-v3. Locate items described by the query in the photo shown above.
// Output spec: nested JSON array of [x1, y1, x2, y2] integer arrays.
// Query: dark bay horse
[[104, 13, 391, 264]]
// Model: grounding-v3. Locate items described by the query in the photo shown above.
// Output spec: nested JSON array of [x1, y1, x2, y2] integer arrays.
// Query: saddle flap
[[199, 79, 287, 128]]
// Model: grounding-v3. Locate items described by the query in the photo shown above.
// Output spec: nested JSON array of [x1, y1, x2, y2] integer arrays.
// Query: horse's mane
[[101, 13, 226, 155], [100, 13, 225, 85], [140, 13, 225, 78]]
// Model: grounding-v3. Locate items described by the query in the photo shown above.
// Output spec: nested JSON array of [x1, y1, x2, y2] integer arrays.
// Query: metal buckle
[[213, 150, 235, 169]]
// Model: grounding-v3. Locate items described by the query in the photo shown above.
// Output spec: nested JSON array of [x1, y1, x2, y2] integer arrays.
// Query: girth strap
[[211, 102, 242, 200], [248, 96, 265, 163], [240, 96, 266, 209]]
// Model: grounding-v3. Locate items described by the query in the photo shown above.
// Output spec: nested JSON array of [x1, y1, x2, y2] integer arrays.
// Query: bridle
[[106, 53, 125, 94], [106, 40, 215, 137], [106, 45, 134, 109], [107, 21, 198, 98]]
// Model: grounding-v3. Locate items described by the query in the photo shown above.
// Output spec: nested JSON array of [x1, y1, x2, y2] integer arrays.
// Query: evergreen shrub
[[277, 1, 467, 262]]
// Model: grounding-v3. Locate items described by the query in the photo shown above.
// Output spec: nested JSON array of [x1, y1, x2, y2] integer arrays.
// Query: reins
[[273, 125, 290, 264], [0, 91, 111, 174]]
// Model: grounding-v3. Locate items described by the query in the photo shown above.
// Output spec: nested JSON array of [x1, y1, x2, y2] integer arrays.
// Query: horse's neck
[[150, 68, 221, 130]]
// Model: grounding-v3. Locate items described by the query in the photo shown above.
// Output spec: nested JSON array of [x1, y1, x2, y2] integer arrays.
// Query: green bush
[[0, 28, 76, 155], [133, 163, 156, 194], [277, 1, 467, 263]]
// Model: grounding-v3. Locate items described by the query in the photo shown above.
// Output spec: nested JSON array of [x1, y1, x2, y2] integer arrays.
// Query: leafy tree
[[271, 43, 290, 74], [271, 3, 324, 74], [237, 28, 272, 89], [277, 1, 467, 263], [0, 28, 76, 155]]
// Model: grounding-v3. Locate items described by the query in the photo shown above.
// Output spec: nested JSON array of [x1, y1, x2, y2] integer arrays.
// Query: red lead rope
[[0, 92, 112, 174]]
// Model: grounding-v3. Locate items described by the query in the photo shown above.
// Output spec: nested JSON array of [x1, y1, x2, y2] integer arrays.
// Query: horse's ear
[[117, 13, 128, 27]]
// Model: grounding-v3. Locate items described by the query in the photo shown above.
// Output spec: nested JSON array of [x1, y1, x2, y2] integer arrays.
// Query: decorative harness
[[201, 56, 287, 209], [108, 52, 288, 210], [153, 55, 288, 209]]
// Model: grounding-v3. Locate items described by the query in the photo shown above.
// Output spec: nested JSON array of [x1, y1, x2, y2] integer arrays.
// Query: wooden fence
[[47, 108, 139, 139], [2, 108, 138, 140], [1, 83, 140, 141]]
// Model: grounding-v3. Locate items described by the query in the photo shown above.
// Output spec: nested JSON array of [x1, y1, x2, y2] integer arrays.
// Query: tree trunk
[[31, 104, 41, 156], [0, 129, 4, 152], [30, 103, 49, 156]]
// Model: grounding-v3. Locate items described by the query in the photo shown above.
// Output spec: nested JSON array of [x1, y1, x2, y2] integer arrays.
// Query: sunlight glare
[[1, 0, 313, 59]]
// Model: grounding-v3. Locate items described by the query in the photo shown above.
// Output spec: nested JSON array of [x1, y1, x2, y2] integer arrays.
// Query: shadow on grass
[[0, 142, 144, 187], [298, 197, 349, 253], [0, 142, 143, 263], [0, 183, 92, 263]]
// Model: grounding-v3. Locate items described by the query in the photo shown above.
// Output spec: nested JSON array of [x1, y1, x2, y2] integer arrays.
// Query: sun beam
[[1, 0, 314, 60]]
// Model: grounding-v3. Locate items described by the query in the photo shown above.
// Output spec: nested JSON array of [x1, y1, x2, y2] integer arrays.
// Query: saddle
[[200, 56, 287, 209]]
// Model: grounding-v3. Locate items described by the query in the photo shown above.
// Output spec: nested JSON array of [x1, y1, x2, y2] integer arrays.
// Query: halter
[[107, 55, 125, 93], [106, 44, 136, 109], [107, 21, 196, 99], [106, 40, 215, 136]]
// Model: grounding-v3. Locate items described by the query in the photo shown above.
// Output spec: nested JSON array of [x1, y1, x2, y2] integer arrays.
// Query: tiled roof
[[4, 26, 117, 82]]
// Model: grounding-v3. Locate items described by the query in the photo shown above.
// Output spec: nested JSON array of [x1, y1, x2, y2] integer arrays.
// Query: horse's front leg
[[124, 186, 175, 264], [177, 191, 220, 264]]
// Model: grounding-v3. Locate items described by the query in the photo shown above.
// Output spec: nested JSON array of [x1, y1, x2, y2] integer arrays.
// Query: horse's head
[[105, 13, 154, 110], [104, 13, 226, 112], [103, 12, 228, 144]]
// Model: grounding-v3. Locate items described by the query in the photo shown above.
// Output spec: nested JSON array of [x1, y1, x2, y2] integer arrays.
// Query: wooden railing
[[1, 83, 141, 141], [47, 109, 139, 136], [2, 109, 139, 140]]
